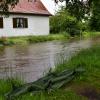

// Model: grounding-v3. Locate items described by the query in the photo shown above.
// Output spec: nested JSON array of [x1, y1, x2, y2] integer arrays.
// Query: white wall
[[0, 14, 49, 37]]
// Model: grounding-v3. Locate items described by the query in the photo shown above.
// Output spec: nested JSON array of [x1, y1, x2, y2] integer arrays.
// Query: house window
[[28, 0, 36, 2], [0, 17, 3, 28], [13, 18, 28, 28]]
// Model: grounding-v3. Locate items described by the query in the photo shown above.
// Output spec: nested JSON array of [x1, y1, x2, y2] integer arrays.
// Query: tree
[[55, 0, 100, 31], [0, 0, 18, 12], [50, 8, 85, 36], [50, 9, 78, 33], [89, 0, 100, 31], [54, 0, 92, 21]]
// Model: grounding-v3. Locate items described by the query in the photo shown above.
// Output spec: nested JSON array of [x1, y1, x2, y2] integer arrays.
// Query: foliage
[[0, 0, 18, 15], [89, 0, 100, 31], [50, 9, 82, 36], [54, 0, 92, 21], [55, 0, 100, 31], [78, 21, 89, 32], [55, 44, 100, 88], [83, 32, 100, 38]]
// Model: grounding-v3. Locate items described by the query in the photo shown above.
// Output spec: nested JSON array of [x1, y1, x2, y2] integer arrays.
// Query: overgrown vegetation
[[27, 34, 67, 43], [50, 7, 91, 37], [0, 32, 99, 46], [50, 9, 83, 36], [50, 0, 100, 36], [55, 44, 100, 92], [0, 34, 67, 46]]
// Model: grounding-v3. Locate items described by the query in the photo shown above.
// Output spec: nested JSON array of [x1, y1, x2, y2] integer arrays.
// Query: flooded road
[[0, 38, 97, 82]]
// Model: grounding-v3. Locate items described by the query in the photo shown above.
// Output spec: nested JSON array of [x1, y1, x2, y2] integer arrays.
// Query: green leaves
[[54, 0, 93, 21], [0, 0, 19, 13]]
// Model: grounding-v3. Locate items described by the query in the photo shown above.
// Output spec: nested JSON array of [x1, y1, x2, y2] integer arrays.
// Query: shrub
[[66, 28, 81, 36], [50, 9, 82, 36]]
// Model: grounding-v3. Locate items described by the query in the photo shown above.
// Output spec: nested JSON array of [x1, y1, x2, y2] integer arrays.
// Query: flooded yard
[[0, 38, 98, 83]]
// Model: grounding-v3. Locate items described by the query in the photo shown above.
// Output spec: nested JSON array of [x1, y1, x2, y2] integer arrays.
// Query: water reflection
[[0, 39, 93, 82]]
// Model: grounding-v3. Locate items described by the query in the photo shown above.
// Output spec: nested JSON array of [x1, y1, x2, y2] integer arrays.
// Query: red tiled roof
[[9, 0, 51, 16]]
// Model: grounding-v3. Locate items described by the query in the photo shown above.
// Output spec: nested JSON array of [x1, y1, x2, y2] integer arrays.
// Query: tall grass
[[27, 34, 67, 43], [0, 34, 67, 46], [83, 31, 100, 38], [0, 82, 87, 100], [0, 79, 23, 100], [55, 45, 100, 88]]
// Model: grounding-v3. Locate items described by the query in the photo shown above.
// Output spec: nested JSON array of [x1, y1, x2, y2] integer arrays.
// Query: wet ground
[[72, 84, 100, 100], [0, 38, 99, 82], [80, 87, 100, 100]]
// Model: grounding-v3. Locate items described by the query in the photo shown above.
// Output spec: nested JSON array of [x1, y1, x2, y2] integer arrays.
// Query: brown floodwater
[[0, 38, 99, 83]]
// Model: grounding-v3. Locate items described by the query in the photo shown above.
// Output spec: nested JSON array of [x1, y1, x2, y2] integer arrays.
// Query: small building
[[0, 0, 51, 37]]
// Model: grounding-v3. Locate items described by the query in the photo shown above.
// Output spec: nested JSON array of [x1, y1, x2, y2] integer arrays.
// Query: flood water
[[0, 38, 98, 83]]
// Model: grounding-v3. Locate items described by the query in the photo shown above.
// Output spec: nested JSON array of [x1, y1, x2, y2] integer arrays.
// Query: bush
[[50, 10, 82, 36], [66, 28, 81, 36]]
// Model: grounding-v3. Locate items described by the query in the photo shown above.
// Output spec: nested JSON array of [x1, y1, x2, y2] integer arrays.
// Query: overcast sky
[[41, 0, 65, 14]]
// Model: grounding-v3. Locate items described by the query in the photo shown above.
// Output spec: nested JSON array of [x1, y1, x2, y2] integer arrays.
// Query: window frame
[[13, 18, 28, 28], [0, 17, 3, 28]]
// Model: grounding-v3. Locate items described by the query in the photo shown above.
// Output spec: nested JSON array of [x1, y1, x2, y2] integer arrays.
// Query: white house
[[0, 0, 51, 37]]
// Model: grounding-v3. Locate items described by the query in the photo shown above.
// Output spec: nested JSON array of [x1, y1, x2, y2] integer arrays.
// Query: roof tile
[[9, 0, 51, 16]]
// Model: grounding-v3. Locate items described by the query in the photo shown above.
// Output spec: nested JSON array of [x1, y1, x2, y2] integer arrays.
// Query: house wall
[[0, 14, 49, 37]]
